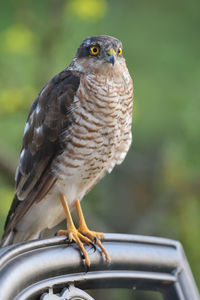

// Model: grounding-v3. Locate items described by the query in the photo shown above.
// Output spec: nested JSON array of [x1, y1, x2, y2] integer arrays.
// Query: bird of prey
[[1, 35, 133, 266]]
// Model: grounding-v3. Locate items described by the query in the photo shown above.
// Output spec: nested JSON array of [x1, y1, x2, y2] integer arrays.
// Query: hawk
[[1, 35, 133, 266]]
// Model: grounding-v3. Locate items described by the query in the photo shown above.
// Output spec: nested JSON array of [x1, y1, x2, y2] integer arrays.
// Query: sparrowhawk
[[1, 35, 133, 266]]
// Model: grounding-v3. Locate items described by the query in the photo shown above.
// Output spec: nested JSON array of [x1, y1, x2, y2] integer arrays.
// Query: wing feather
[[3, 69, 80, 236]]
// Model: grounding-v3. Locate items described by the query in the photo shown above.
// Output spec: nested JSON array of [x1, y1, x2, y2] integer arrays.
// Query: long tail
[[0, 231, 15, 248], [1, 229, 41, 248], [0, 194, 38, 248]]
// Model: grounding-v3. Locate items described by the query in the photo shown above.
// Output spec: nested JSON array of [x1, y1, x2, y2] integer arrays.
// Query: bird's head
[[73, 35, 126, 75]]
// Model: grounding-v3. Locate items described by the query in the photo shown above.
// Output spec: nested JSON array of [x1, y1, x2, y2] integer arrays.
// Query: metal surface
[[41, 284, 95, 300], [0, 233, 199, 300]]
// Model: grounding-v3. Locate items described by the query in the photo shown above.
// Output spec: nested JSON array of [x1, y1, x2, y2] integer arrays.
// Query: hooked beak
[[106, 48, 116, 66]]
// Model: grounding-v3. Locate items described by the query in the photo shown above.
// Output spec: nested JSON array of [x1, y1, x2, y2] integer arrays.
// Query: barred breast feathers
[[54, 59, 133, 181]]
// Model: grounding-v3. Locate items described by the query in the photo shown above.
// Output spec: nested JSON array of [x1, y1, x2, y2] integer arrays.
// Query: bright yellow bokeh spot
[[1, 24, 37, 55], [0, 86, 36, 114], [67, 0, 107, 21]]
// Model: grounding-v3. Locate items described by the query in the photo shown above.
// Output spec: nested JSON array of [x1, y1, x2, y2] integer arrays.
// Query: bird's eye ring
[[90, 46, 100, 55], [118, 47, 122, 55]]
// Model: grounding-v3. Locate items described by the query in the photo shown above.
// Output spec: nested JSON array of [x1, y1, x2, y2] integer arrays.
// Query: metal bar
[[0, 234, 199, 300], [17, 271, 176, 300]]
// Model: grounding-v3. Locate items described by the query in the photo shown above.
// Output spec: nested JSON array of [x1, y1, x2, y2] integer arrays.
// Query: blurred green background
[[0, 0, 200, 299]]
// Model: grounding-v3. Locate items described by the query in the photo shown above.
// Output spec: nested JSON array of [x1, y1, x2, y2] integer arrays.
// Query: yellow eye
[[118, 47, 122, 55], [90, 45, 100, 55]]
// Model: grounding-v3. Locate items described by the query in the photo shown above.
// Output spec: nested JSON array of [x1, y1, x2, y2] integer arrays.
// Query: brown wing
[[3, 69, 80, 236]]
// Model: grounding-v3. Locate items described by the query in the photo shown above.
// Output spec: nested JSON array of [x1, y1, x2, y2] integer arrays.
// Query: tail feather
[[1, 230, 41, 248], [0, 231, 15, 248]]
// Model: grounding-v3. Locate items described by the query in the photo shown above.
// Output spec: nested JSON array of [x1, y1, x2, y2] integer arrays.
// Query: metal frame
[[0, 233, 199, 300]]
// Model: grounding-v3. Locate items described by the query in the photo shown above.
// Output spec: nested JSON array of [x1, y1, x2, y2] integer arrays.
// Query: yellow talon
[[75, 199, 111, 263], [58, 194, 111, 267]]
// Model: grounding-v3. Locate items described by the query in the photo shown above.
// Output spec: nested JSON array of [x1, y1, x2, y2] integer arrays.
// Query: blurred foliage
[[1, 24, 38, 55], [0, 86, 36, 113], [0, 0, 200, 299], [67, 0, 107, 20]]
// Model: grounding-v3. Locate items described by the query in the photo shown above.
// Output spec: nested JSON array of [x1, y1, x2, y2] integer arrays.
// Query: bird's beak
[[106, 48, 116, 66]]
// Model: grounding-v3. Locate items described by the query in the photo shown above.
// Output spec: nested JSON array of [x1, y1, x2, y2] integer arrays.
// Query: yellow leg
[[75, 199, 111, 263], [57, 194, 91, 267]]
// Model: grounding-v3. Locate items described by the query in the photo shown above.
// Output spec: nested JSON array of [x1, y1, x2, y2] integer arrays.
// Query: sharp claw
[[85, 264, 90, 273], [80, 252, 90, 269], [56, 227, 110, 267], [89, 241, 97, 252]]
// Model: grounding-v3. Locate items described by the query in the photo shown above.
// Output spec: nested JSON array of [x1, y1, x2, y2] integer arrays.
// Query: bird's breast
[[53, 71, 133, 200]]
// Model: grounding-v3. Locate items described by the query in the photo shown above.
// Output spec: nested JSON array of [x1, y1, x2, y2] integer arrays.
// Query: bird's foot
[[57, 228, 91, 267], [58, 196, 111, 267], [78, 226, 111, 264], [74, 199, 111, 264]]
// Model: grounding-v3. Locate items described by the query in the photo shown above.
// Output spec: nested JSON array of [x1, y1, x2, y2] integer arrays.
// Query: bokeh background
[[0, 0, 200, 299]]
